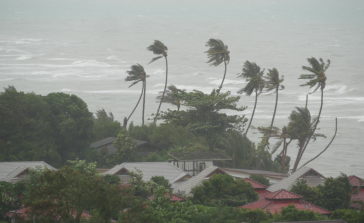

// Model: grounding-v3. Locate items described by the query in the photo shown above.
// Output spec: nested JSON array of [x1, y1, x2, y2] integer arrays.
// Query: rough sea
[[1, 0, 363, 178]]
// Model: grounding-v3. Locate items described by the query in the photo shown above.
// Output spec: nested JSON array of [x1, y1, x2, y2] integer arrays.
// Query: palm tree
[[294, 57, 330, 172], [289, 107, 326, 172], [147, 40, 168, 123], [205, 39, 230, 90], [237, 61, 265, 135], [258, 125, 292, 173], [125, 64, 148, 125], [156, 85, 183, 111]]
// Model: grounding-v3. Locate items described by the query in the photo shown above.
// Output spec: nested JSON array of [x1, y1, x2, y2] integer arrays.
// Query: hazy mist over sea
[[1, 0, 363, 177]]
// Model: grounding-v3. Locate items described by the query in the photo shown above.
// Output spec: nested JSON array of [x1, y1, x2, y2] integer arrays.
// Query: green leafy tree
[[0, 181, 25, 219], [190, 174, 258, 207], [289, 107, 325, 172], [296, 57, 330, 171], [330, 209, 364, 223], [44, 92, 93, 164], [112, 129, 137, 164], [156, 85, 183, 111], [0, 86, 61, 165], [150, 176, 171, 189], [93, 109, 122, 141], [290, 179, 320, 205], [205, 38, 230, 90], [237, 61, 265, 135], [24, 166, 132, 223], [249, 175, 270, 186], [125, 64, 149, 125], [147, 40, 168, 123], [158, 89, 247, 150], [267, 204, 326, 222]]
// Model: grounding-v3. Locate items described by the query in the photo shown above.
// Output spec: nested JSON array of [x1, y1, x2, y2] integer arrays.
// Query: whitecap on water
[[71, 60, 114, 68], [209, 79, 246, 85], [15, 55, 32, 60], [324, 84, 357, 94]]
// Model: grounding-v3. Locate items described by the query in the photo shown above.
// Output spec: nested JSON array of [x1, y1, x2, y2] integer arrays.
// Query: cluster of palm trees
[[124, 38, 334, 173]]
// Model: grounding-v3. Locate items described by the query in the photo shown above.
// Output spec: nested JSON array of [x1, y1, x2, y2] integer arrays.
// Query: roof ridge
[[265, 189, 302, 200], [244, 177, 268, 189]]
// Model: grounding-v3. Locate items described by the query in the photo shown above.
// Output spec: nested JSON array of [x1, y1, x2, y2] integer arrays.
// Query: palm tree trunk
[[142, 80, 146, 125], [154, 56, 168, 124], [264, 86, 279, 150], [280, 138, 287, 173], [219, 60, 227, 90], [292, 88, 324, 172], [299, 117, 337, 169], [127, 84, 144, 121], [245, 89, 258, 135]]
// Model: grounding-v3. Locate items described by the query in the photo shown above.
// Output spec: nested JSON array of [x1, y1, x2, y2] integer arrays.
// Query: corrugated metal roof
[[0, 161, 56, 182], [267, 166, 325, 192], [169, 152, 231, 161], [102, 162, 190, 184], [223, 168, 288, 178], [173, 166, 226, 196]]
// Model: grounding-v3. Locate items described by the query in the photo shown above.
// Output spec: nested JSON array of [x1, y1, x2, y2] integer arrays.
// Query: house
[[168, 152, 231, 176], [148, 193, 186, 202], [348, 175, 364, 210], [102, 162, 191, 188], [267, 166, 325, 192], [244, 178, 271, 198], [90, 137, 161, 156], [173, 166, 227, 196], [238, 189, 331, 216], [0, 161, 56, 183], [223, 168, 288, 184]]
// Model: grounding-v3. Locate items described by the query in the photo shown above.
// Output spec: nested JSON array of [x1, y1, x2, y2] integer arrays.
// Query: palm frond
[[125, 63, 146, 88], [205, 38, 230, 66], [148, 56, 163, 64], [147, 40, 168, 56]]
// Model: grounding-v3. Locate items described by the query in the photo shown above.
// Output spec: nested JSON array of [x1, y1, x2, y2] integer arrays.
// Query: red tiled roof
[[351, 188, 364, 203], [148, 193, 186, 202], [257, 189, 272, 197], [244, 178, 268, 189], [238, 190, 331, 215], [264, 189, 302, 200], [348, 175, 363, 187]]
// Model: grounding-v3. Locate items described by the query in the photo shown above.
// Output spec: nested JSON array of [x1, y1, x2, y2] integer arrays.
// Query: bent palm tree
[[294, 57, 330, 172], [205, 39, 230, 90], [147, 40, 168, 123], [125, 64, 148, 125], [156, 85, 183, 111], [263, 68, 284, 150], [289, 107, 326, 172], [237, 61, 265, 135]]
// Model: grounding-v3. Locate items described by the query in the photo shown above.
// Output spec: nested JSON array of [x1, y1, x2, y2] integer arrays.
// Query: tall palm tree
[[289, 107, 325, 172], [262, 68, 284, 150], [147, 40, 168, 123], [237, 61, 265, 135], [205, 39, 230, 90], [156, 85, 183, 111], [295, 57, 330, 172], [125, 64, 148, 125]]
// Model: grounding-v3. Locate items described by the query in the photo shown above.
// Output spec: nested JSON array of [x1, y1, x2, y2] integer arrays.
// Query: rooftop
[[0, 161, 55, 182], [148, 193, 186, 202], [239, 189, 331, 215], [103, 162, 190, 186], [244, 178, 268, 190], [348, 175, 363, 187], [168, 152, 231, 161], [267, 166, 325, 192]]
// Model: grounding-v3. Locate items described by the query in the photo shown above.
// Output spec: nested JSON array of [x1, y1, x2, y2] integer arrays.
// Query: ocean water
[[0, 0, 363, 178]]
